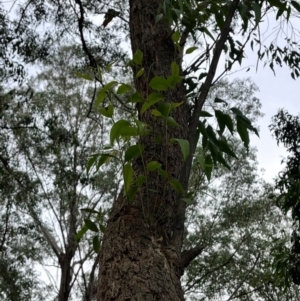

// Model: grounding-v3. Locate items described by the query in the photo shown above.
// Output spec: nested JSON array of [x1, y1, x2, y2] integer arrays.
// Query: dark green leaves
[[252, 2, 261, 25], [231, 107, 259, 148], [204, 155, 213, 181], [84, 219, 98, 232], [149, 76, 170, 91], [291, 1, 300, 13], [125, 144, 144, 162], [110, 120, 138, 144], [133, 49, 143, 65], [170, 138, 190, 161]]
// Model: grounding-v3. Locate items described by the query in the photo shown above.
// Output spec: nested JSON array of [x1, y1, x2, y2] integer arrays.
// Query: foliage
[[0, 47, 121, 300], [270, 110, 300, 286]]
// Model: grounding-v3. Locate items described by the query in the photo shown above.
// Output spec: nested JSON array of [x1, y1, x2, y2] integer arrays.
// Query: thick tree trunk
[[97, 1, 190, 300]]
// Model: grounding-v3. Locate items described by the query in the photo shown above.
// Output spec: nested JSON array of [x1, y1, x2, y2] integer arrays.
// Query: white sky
[[225, 14, 300, 183]]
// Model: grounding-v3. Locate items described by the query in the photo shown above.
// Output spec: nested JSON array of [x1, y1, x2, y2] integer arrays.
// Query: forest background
[[1, 0, 300, 301]]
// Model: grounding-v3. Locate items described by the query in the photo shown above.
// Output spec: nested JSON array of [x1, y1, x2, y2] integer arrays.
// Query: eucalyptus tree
[[2, 0, 300, 300], [0, 46, 121, 301]]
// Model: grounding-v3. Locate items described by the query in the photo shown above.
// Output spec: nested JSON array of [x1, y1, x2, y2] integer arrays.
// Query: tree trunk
[[97, 1, 190, 300]]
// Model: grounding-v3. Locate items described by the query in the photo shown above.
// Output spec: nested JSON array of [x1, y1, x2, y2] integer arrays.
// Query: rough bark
[[97, 0, 240, 299], [97, 1, 189, 300]]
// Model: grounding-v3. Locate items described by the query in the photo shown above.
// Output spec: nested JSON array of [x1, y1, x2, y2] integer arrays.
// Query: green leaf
[[204, 154, 213, 181], [215, 110, 233, 135], [93, 236, 100, 253], [133, 49, 143, 65], [123, 163, 133, 194], [149, 76, 169, 91], [117, 84, 132, 94], [127, 185, 139, 202], [141, 92, 164, 114], [135, 120, 151, 135], [96, 153, 116, 171], [198, 72, 208, 80], [209, 140, 220, 163], [206, 125, 219, 145], [166, 74, 183, 87], [171, 102, 183, 108], [216, 152, 231, 170], [215, 110, 226, 134], [74, 71, 92, 81], [182, 198, 193, 205], [95, 81, 118, 106], [217, 139, 237, 158], [252, 2, 261, 25], [200, 110, 213, 117], [84, 219, 99, 232], [169, 179, 184, 195], [172, 30, 180, 43], [237, 118, 250, 148], [110, 120, 130, 144], [185, 46, 198, 54], [166, 116, 179, 127], [99, 105, 113, 118], [80, 208, 99, 214], [136, 68, 145, 78], [87, 154, 100, 174], [110, 121, 139, 144], [291, 1, 300, 13], [157, 102, 171, 117], [125, 144, 144, 162], [171, 61, 180, 76], [100, 225, 106, 233], [230, 107, 251, 124], [151, 109, 163, 117], [198, 27, 215, 41], [147, 161, 162, 171], [103, 81, 118, 91], [105, 60, 116, 71], [75, 225, 88, 240], [155, 13, 164, 23], [158, 168, 169, 179], [170, 138, 189, 161], [95, 91, 107, 107], [129, 92, 143, 103], [238, 3, 248, 18], [215, 97, 228, 105], [196, 153, 205, 168], [135, 175, 146, 186]]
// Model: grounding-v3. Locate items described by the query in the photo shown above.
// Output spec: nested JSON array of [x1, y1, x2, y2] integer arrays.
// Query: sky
[[225, 14, 300, 183]]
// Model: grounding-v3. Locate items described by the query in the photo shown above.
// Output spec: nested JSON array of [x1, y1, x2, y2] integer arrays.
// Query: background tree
[[0, 46, 122, 301], [270, 110, 300, 288]]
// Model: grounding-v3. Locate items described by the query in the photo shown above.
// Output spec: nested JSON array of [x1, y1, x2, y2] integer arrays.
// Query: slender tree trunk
[[97, 1, 190, 300]]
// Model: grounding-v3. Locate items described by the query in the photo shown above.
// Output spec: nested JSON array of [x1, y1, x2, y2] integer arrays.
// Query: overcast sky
[[225, 13, 300, 183]]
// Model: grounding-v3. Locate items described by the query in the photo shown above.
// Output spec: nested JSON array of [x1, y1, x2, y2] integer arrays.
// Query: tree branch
[[188, 0, 240, 156], [172, 0, 240, 256], [180, 245, 206, 269], [226, 252, 261, 301]]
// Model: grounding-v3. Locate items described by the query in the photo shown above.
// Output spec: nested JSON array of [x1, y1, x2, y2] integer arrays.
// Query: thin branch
[[184, 231, 253, 292], [0, 200, 11, 254], [226, 252, 261, 301], [180, 245, 206, 269], [0, 155, 63, 257], [173, 0, 240, 255]]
